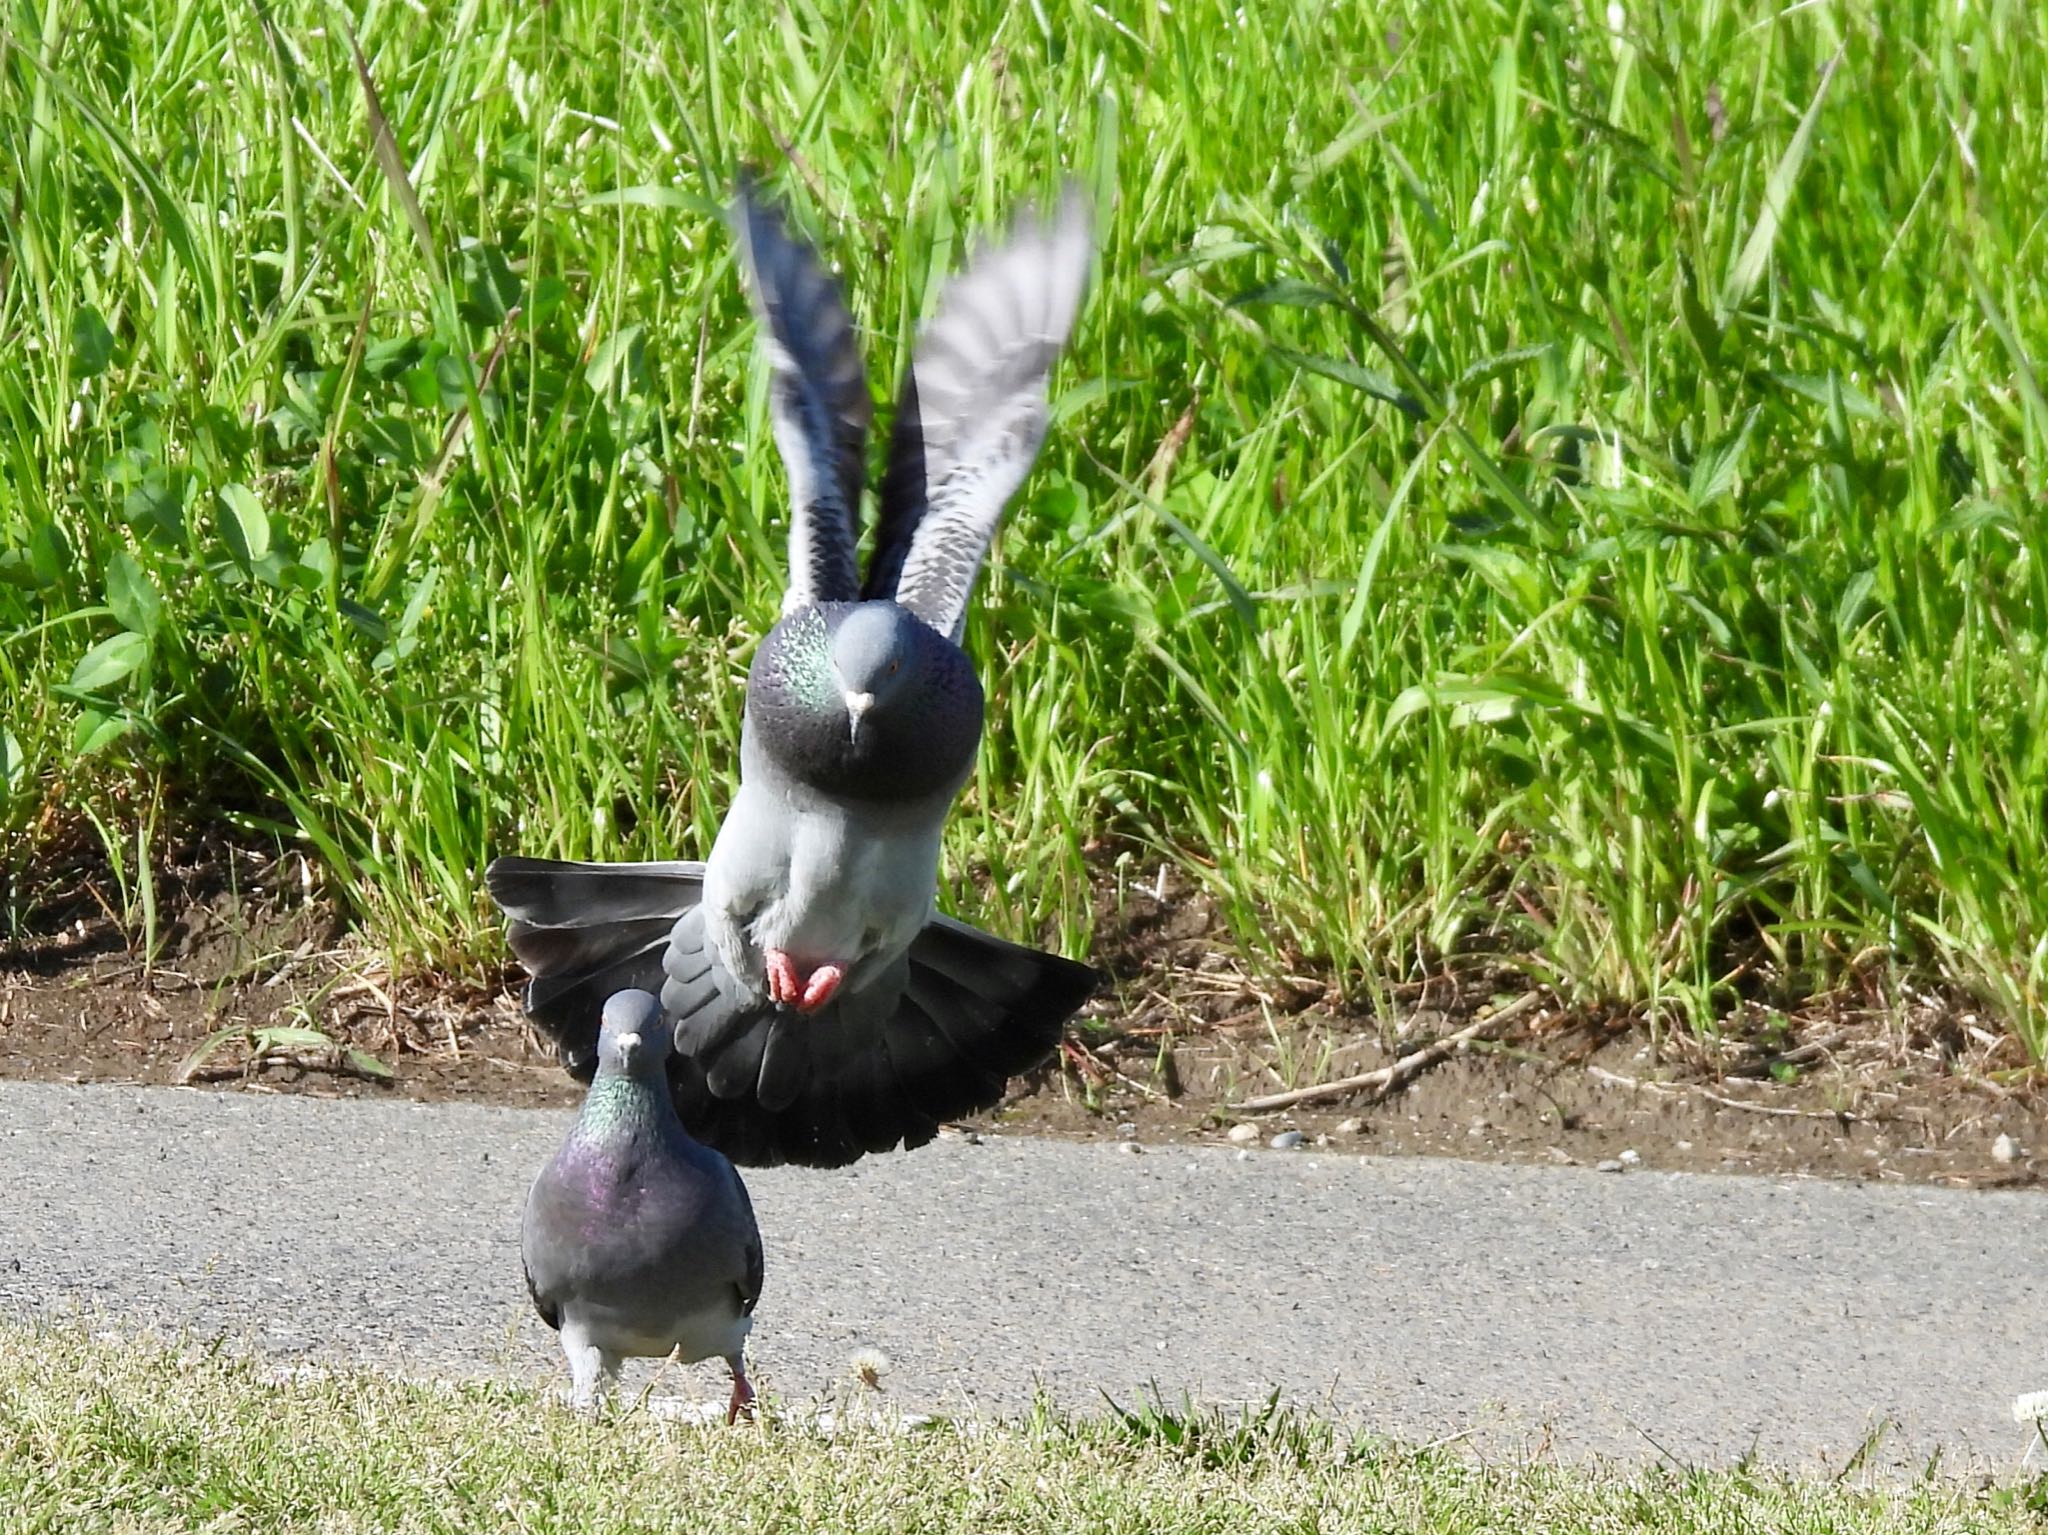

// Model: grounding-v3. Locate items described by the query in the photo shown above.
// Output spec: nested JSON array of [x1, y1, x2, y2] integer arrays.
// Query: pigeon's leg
[[796, 963, 844, 1014], [561, 1320, 614, 1411], [762, 950, 843, 1012], [705, 900, 768, 1006], [763, 948, 803, 1006], [725, 1352, 757, 1425], [561, 1326, 598, 1416]]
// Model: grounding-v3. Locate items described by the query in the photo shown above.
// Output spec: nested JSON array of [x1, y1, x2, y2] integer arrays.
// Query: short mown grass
[[0, 1323, 2030, 1533], [3, 0, 2046, 1050]]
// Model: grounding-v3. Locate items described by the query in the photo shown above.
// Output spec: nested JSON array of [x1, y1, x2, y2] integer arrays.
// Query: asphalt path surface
[[0, 1080, 2038, 1472]]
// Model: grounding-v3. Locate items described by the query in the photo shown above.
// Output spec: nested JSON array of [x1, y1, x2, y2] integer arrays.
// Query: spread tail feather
[[486, 855, 1098, 1167], [664, 905, 1096, 1168]]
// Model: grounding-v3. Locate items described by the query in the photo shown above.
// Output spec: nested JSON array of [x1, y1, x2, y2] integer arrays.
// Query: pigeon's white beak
[[843, 690, 875, 744], [615, 1031, 643, 1068]]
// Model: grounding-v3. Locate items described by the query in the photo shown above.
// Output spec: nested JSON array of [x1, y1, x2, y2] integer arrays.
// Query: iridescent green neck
[[573, 1070, 669, 1143], [776, 607, 835, 710]]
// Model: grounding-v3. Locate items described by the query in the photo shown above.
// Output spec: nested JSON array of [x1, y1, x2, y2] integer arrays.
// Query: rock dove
[[522, 989, 764, 1418], [487, 176, 1100, 1169]]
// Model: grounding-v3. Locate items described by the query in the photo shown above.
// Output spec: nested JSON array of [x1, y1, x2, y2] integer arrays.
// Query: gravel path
[[0, 1081, 2038, 1472]]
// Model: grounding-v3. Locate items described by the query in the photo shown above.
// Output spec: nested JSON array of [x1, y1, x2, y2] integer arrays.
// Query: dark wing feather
[[731, 1166, 764, 1317], [730, 175, 872, 611], [487, 856, 707, 1081]]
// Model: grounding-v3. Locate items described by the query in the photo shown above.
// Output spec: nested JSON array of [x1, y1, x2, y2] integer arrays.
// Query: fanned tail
[[662, 906, 1097, 1168], [487, 856, 1098, 1167]]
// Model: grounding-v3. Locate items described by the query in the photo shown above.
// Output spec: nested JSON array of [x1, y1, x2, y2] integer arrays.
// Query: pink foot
[[764, 949, 801, 1006], [797, 963, 845, 1015], [726, 1359, 756, 1426]]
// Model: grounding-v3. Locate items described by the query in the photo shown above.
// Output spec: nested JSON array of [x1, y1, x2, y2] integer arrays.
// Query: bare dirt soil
[[3, 844, 2042, 1189]]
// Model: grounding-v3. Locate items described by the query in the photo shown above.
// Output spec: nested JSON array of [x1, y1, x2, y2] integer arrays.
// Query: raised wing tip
[[727, 174, 781, 297], [964, 177, 1096, 285], [1048, 176, 1094, 249]]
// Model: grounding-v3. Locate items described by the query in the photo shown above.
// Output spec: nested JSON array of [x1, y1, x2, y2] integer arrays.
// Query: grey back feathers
[[733, 177, 1094, 632]]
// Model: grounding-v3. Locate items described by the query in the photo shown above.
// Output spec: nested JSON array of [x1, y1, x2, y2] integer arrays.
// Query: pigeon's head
[[596, 989, 672, 1079], [748, 600, 984, 799], [829, 602, 920, 740]]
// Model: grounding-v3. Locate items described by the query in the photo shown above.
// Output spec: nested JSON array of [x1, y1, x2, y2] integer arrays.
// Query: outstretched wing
[[730, 176, 873, 612], [865, 182, 1094, 638]]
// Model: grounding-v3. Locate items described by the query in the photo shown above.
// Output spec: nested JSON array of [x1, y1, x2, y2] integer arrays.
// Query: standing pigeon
[[488, 175, 1099, 1169], [522, 989, 764, 1418]]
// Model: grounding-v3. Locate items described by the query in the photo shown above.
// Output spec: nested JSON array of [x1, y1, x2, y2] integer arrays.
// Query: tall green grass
[[2, 0, 2044, 1050]]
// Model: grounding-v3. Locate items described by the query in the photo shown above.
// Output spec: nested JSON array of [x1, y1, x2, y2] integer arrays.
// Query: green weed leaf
[[1688, 409, 1758, 510], [105, 551, 162, 639], [217, 484, 271, 567], [70, 307, 115, 378], [0, 728, 22, 797], [71, 708, 135, 755], [457, 239, 522, 327], [1270, 346, 1419, 417], [69, 631, 149, 693]]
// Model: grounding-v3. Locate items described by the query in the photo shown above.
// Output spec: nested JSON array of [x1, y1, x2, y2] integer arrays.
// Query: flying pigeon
[[487, 176, 1100, 1168], [522, 989, 764, 1419]]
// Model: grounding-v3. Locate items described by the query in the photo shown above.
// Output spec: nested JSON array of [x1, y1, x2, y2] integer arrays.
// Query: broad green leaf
[[69, 631, 149, 693], [1434, 542, 1544, 616], [0, 548, 45, 590], [70, 307, 115, 377], [586, 325, 648, 397], [124, 477, 186, 543], [0, 728, 22, 796], [1835, 569, 1878, 637], [1270, 346, 1418, 416], [29, 520, 69, 587], [1384, 683, 1436, 733], [1229, 279, 1339, 310], [397, 566, 439, 642], [105, 551, 161, 639], [365, 336, 425, 379], [457, 238, 522, 327], [71, 708, 135, 755], [217, 483, 271, 566], [581, 184, 721, 214]]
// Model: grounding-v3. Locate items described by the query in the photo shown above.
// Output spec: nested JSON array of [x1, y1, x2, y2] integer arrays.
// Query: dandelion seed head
[[848, 1347, 891, 1391]]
